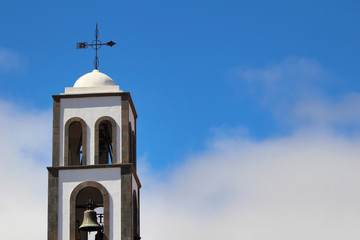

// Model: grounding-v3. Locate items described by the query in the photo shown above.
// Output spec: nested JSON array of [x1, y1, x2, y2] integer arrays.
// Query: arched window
[[69, 122, 83, 165], [133, 190, 140, 240], [95, 117, 117, 165], [64, 118, 87, 166], [70, 181, 110, 240], [99, 120, 113, 164], [129, 123, 136, 169]]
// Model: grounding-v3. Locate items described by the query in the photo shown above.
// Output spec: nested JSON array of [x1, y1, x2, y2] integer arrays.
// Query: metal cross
[[97, 214, 104, 224], [77, 24, 116, 70]]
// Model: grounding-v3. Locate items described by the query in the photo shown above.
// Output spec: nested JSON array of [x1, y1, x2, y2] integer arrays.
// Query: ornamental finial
[[76, 23, 116, 69]]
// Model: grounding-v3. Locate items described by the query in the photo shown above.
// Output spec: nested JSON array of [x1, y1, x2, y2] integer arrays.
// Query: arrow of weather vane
[[77, 24, 116, 70]]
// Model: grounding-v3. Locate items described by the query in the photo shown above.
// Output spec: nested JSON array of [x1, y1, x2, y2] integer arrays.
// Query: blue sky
[[0, 0, 360, 239], [1, 0, 359, 169]]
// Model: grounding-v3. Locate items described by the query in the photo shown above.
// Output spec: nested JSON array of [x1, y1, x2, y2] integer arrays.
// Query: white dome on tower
[[63, 69, 122, 94], [74, 69, 116, 87]]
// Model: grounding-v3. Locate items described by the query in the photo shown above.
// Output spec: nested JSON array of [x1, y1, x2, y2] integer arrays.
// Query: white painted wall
[[59, 96, 122, 166], [58, 168, 121, 240]]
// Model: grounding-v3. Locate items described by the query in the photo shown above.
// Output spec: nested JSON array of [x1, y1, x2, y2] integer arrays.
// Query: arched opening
[[99, 120, 113, 164], [65, 118, 87, 166], [133, 190, 140, 240], [76, 187, 103, 240], [69, 121, 83, 165], [95, 117, 117, 165], [129, 123, 136, 169], [70, 182, 110, 240]]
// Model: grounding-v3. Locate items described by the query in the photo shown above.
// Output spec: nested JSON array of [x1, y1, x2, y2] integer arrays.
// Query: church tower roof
[[63, 69, 122, 94], [74, 69, 116, 88]]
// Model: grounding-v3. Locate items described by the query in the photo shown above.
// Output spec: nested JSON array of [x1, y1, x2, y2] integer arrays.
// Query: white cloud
[[0, 100, 51, 239], [294, 92, 360, 128], [140, 129, 360, 240], [233, 57, 330, 104], [232, 57, 360, 131], [0, 47, 28, 72]]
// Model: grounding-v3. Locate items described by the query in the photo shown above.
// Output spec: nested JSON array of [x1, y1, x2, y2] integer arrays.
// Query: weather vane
[[77, 24, 116, 70]]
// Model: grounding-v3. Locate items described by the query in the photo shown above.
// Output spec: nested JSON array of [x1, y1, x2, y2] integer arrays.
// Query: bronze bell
[[79, 199, 102, 232]]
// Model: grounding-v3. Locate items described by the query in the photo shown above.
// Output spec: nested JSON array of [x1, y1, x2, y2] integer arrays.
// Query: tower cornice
[[52, 92, 138, 119], [47, 163, 142, 189]]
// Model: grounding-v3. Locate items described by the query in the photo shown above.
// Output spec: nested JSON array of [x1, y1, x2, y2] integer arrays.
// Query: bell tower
[[47, 68, 141, 240]]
